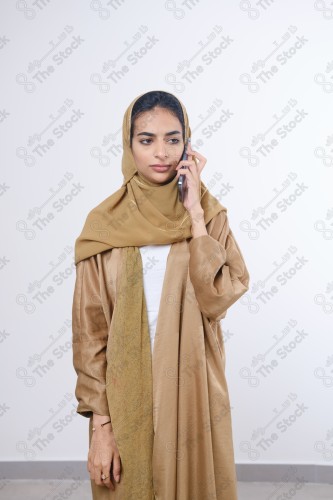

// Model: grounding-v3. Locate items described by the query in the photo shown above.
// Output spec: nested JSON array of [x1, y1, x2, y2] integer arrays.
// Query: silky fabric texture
[[73, 91, 227, 498], [72, 210, 250, 499]]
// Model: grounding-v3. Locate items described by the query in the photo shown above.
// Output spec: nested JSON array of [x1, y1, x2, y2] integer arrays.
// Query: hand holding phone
[[177, 138, 190, 202]]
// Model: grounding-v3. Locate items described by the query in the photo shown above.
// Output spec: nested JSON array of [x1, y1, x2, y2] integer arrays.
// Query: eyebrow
[[136, 130, 181, 137]]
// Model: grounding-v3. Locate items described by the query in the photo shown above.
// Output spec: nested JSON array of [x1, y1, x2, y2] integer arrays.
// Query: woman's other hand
[[88, 414, 122, 490]]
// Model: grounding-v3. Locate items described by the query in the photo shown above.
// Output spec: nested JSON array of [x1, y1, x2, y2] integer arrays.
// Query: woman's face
[[131, 106, 185, 186]]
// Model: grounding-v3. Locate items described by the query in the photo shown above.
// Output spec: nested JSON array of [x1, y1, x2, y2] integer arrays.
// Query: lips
[[150, 165, 171, 172]]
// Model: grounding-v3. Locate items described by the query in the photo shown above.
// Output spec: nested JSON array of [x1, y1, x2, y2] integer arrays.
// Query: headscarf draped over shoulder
[[74, 90, 226, 265]]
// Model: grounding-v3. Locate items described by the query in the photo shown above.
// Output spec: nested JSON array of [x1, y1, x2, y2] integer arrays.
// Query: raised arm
[[188, 210, 250, 322], [72, 254, 110, 418]]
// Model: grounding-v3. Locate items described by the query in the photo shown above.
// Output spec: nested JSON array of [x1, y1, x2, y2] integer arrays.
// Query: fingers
[[89, 451, 121, 490], [175, 162, 197, 181], [187, 141, 203, 159], [101, 461, 114, 490], [93, 459, 104, 486], [99, 455, 121, 490], [184, 143, 206, 173], [176, 158, 203, 175], [92, 459, 114, 490], [176, 161, 195, 170], [89, 447, 114, 489], [88, 427, 122, 490], [112, 454, 122, 483]]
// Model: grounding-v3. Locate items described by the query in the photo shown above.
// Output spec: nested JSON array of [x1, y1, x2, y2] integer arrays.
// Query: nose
[[154, 141, 168, 158]]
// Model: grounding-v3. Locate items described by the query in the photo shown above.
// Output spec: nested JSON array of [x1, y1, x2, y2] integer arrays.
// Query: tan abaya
[[72, 208, 250, 499]]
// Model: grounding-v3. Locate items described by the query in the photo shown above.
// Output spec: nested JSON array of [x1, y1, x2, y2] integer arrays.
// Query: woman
[[72, 90, 250, 499]]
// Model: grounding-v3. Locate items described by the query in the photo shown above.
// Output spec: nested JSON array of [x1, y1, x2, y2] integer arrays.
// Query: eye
[[139, 138, 180, 145]]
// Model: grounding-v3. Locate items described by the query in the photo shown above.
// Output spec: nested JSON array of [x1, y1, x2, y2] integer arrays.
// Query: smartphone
[[178, 138, 190, 202]]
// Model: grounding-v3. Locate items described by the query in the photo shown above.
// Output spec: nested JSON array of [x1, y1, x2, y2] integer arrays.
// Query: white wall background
[[1, 0, 332, 477]]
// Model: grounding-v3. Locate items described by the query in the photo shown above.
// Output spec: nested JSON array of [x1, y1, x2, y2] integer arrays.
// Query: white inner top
[[138, 244, 172, 354]]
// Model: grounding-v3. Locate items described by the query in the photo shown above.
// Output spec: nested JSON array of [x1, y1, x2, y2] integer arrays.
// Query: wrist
[[189, 208, 207, 238], [189, 208, 204, 221], [93, 413, 112, 426]]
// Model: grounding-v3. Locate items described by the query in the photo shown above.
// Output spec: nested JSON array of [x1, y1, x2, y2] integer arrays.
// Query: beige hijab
[[74, 91, 226, 497], [74, 91, 225, 264]]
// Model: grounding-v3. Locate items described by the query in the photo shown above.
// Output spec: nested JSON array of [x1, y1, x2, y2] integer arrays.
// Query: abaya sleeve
[[188, 209, 250, 322], [72, 255, 110, 418]]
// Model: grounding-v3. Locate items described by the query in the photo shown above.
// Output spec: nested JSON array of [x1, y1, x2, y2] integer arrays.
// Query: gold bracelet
[[92, 419, 111, 432]]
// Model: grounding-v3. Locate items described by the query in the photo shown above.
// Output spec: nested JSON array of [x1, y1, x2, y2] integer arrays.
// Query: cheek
[[132, 146, 145, 165], [139, 150, 150, 166], [135, 151, 151, 169], [172, 151, 183, 165]]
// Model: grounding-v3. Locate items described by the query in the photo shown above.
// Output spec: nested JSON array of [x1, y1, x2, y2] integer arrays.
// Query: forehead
[[133, 107, 180, 132]]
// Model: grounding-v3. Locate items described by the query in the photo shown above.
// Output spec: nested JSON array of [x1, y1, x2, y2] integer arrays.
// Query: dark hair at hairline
[[130, 91, 185, 147]]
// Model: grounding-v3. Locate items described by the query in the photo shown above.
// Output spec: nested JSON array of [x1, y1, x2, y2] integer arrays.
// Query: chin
[[159, 173, 177, 185]]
